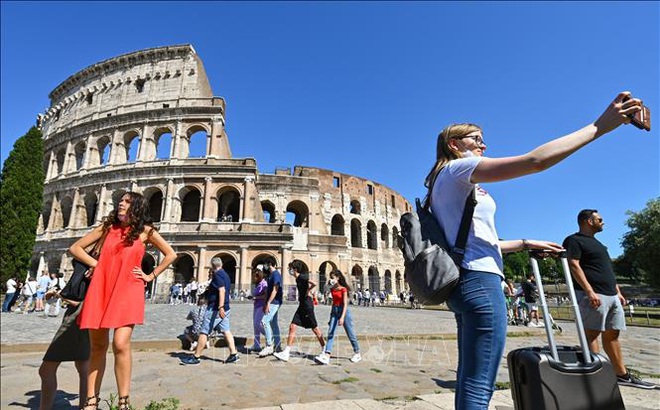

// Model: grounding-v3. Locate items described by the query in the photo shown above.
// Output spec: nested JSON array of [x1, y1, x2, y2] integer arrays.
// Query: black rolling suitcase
[[507, 251, 625, 410]]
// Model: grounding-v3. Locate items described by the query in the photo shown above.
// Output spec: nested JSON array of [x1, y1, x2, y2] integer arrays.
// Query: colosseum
[[33, 44, 412, 300]]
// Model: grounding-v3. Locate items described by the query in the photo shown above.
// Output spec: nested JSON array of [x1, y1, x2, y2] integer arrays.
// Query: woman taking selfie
[[426, 92, 643, 409], [70, 192, 176, 410]]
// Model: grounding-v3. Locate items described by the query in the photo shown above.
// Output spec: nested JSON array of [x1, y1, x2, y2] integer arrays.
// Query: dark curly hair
[[330, 269, 351, 291], [102, 191, 154, 246]]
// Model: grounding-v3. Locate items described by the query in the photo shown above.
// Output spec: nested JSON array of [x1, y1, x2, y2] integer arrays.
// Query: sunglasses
[[454, 135, 485, 145]]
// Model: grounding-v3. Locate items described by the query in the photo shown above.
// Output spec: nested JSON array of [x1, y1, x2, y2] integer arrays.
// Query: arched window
[[384, 270, 392, 294], [251, 254, 278, 270], [84, 194, 98, 226], [187, 128, 207, 158], [349, 200, 361, 215], [156, 131, 172, 159], [174, 254, 195, 284], [181, 188, 201, 222], [74, 141, 86, 170], [285, 200, 309, 227], [261, 201, 276, 223], [145, 189, 163, 222], [331, 214, 345, 236], [60, 196, 73, 229], [366, 220, 377, 250], [318, 261, 337, 294], [42, 201, 52, 230], [217, 188, 240, 222], [56, 149, 66, 175], [97, 136, 111, 166], [368, 266, 380, 292], [392, 226, 400, 249], [351, 219, 362, 248], [381, 223, 389, 248], [351, 265, 364, 291], [395, 270, 403, 294], [125, 132, 140, 162], [213, 253, 237, 289]]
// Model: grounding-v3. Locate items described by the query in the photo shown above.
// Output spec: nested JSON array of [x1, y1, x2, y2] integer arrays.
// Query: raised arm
[[471, 92, 642, 184]]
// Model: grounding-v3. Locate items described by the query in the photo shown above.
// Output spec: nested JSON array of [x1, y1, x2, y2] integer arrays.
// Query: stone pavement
[[1, 302, 659, 409]]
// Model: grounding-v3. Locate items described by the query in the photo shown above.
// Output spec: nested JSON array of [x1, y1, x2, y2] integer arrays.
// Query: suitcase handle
[[529, 251, 592, 364]]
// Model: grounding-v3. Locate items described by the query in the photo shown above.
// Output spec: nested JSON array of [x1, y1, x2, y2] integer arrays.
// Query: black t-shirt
[[521, 281, 537, 303], [296, 273, 311, 304], [563, 233, 617, 296]]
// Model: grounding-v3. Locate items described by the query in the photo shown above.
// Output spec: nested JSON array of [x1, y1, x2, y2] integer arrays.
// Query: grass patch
[[332, 377, 359, 384], [370, 368, 382, 373], [628, 367, 660, 379], [376, 396, 399, 401], [495, 381, 511, 390]]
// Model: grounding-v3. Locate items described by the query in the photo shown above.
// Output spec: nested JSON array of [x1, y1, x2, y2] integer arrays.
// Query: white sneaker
[[273, 349, 290, 362], [258, 345, 274, 357], [189, 341, 198, 352], [314, 352, 330, 365], [350, 353, 362, 363]]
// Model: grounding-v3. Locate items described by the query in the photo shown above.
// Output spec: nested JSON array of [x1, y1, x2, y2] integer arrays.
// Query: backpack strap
[[452, 187, 477, 264]]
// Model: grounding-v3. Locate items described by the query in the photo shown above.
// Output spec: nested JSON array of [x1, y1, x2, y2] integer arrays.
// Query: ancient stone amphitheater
[[33, 44, 411, 299]]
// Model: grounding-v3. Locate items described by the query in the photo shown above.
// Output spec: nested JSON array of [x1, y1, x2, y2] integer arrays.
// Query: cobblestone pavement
[[2, 302, 658, 409]]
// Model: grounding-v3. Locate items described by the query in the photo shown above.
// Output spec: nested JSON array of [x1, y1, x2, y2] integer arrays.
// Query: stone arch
[[144, 187, 164, 222], [392, 226, 400, 249], [179, 186, 201, 222], [92, 135, 112, 167], [384, 270, 392, 294], [60, 196, 74, 229], [351, 265, 364, 291], [251, 253, 278, 269], [74, 140, 86, 171], [154, 127, 173, 160], [124, 130, 141, 163], [349, 199, 361, 215], [42, 200, 52, 231], [173, 253, 195, 284], [331, 214, 344, 236], [366, 220, 377, 250], [381, 223, 389, 249], [368, 266, 380, 292], [56, 148, 66, 175], [318, 260, 337, 294], [395, 270, 403, 294], [185, 124, 209, 158], [212, 252, 237, 288], [285, 200, 309, 228], [216, 186, 240, 222], [350, 218, 362, 248], [261, 200, 276, 223], [84, 192, 98, 226], [290, 259, 310, 273]]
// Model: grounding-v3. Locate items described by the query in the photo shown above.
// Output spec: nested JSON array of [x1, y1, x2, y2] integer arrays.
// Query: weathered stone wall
[[34, 45, 411, 299]]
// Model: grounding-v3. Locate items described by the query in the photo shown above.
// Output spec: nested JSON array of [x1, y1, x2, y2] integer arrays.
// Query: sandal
[[118, 395, 131, 410], [81, 394, 100, 409]]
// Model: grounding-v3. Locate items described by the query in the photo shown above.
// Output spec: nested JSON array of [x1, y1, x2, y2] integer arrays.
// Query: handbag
[[398, 179, 476, 305], [60, 228, 109, 301]]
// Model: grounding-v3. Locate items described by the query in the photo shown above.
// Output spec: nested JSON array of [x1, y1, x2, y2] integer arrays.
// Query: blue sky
[[1, 2, 658, 257]]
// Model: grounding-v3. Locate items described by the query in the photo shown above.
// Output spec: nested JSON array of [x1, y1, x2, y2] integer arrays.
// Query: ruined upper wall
[[40, 44, 219, 137]]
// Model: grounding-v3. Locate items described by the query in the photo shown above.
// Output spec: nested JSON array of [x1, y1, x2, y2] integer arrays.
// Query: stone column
[[46, 151, 56, 180], [197, 247, 208, 282], [239, 246, 249, 292], [109, 129, 122, 165], [69, 188, 81, 229], [83, 136, 94, 170], [201, 176, 214, 222], [64, 141, 74, 174], [171, 121, 183, 159], [137, 124, 152, 162], [162, 178, 175, 223], [241, 176, 255, 222], [96, 184, 107, 223], [281, 245, 292, 287], [46, 196, 58, 232]]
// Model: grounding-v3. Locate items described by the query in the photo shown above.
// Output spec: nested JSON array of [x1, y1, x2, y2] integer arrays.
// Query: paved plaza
[[1, 302, 659, 409]]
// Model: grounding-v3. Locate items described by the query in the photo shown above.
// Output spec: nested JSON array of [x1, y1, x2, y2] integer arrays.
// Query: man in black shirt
[[521, 274, 541, 327], [563, 209, 654, 389]]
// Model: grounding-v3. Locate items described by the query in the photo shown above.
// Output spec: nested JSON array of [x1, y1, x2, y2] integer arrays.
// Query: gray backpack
[[398, 187, 476, 304]]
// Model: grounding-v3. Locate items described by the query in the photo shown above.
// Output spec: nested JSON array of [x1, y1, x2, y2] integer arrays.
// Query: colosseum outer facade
[[34, 44, 412, 300]]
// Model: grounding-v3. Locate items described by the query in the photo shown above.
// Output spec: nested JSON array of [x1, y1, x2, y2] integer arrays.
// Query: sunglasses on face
[[454, 135, 485, 145]]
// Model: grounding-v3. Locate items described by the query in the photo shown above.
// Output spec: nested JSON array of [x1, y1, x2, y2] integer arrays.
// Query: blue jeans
[[325, 306, 360, 354], [447, 270, 507, 410], [2, 292, 15, 312], [261, 302, 281, 347]]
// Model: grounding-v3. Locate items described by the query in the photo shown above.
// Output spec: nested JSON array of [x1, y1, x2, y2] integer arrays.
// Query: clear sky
[[1, 1, 658, 257]]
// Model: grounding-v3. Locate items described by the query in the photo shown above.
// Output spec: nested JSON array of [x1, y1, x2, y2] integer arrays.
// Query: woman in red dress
[[70, 192, 176, 410]]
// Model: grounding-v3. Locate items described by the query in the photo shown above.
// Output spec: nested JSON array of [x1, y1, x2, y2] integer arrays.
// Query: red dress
[[79, 225, 146, 329]]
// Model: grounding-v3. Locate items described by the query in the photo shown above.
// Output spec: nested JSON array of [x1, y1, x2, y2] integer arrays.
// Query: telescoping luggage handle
[[528, 250, 592, 364]]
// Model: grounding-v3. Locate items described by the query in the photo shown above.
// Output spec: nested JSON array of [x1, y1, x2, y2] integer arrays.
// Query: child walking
[[314, 270, 361, 364], [273, 260, 325, 362]]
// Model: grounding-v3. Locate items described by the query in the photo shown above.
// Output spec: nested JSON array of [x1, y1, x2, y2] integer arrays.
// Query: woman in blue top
[[425, 92, 643, 409]]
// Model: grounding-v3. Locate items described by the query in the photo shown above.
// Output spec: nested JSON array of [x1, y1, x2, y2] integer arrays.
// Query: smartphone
[[623, 95, 651, 131]]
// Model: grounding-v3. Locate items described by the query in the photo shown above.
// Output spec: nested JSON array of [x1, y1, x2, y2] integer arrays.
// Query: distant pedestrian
[[314, 270, 361, 365], [3, 276, 18, 312], [35, 270, 51, 312], [274, 260, 325, 362], [248, 265, 268, 353]]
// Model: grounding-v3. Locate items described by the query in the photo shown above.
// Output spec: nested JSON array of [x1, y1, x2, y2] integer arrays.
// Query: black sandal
[[118, 395, 131, 410], [81, 394, 99, 409]]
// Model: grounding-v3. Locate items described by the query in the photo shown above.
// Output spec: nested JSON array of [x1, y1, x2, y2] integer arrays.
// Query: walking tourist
[[248, 265, 268, 353], [3, 276, 18, 312], [258, 261, 283, 357]]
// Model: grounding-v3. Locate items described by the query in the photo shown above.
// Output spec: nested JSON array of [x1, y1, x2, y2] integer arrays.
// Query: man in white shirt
[[3, 277, 18, 312]]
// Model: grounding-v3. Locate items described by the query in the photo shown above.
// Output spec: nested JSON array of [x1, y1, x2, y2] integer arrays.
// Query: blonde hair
[[424, 123, 482, 190]]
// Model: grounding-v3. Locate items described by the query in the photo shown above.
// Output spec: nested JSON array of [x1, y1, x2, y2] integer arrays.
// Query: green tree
[[0, 127, 45, 289], [620, 198, 660, 289], [503, 251, 529, 281]]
